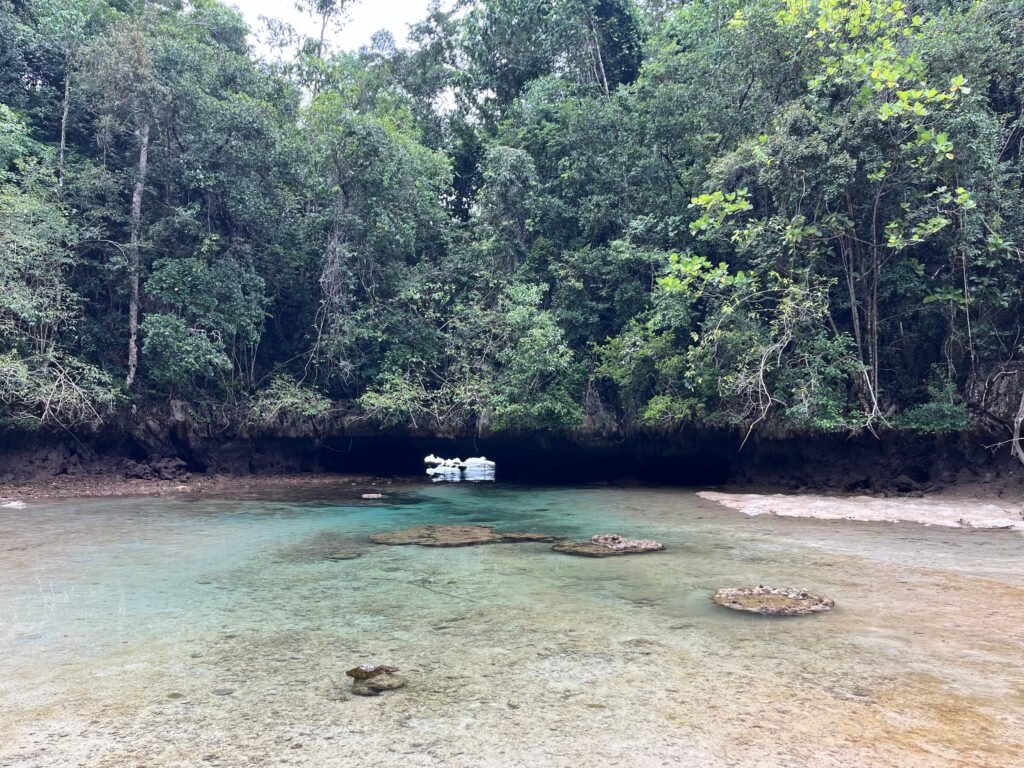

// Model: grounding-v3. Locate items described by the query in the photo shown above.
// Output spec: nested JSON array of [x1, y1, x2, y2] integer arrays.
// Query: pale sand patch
[[698, 491, 1024, 530]]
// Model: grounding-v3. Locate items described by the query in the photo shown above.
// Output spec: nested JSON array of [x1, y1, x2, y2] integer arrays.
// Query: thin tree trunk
[[58, 68, 70, 187], [870, 249, 880, 397], [586, 19, 610, 96], [126, 121, 150, 388], [1012, 383, 1024, 466]]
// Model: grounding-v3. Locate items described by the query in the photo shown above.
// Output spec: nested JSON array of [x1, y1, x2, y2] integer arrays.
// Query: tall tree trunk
[[1012, 383, 1024, 466], [125, 121, 150, 388], [58, 68, 70, 187], [586, 19, 611, 96]]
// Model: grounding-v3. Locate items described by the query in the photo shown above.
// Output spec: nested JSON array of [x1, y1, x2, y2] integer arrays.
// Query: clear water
[[1, 484, 1022, 767]]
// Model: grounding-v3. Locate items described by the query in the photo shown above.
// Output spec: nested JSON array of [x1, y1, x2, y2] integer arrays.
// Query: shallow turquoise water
[[1, 484, 1022, 767]]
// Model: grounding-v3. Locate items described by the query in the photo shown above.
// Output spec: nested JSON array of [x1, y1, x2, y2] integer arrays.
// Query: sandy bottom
[[699, 490, 1024, 530], [2, 486, 1023, 767]]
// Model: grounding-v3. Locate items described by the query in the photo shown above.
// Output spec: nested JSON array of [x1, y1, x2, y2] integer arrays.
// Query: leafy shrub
[[250, 375, 332, 427]]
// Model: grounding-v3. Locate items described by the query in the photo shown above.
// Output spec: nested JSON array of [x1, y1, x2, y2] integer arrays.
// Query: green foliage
[[897, 371, 969, 433], [0, 105, 118, 426], [249, 375, 332, 427], [0, 349, 118, 428], [140, 314, 230, 389], [1, 0, 1023, 449], [601, 253, 860, 433], [490, 284, 584, 431]]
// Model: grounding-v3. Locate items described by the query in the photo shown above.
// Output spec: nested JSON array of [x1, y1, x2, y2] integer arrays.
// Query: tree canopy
[[1, 0, 1022, 453]]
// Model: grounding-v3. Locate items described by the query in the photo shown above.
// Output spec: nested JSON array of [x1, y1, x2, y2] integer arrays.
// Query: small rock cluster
[[346, 664, 406, 696]]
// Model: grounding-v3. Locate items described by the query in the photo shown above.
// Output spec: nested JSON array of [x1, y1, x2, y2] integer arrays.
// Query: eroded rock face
[[552, 534, 665, 557], [711, 586, 835, 617], [369, 525, 559, 547]]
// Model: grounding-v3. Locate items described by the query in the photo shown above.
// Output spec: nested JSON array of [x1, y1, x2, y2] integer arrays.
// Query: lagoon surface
[[2, 484, 1023, 767]]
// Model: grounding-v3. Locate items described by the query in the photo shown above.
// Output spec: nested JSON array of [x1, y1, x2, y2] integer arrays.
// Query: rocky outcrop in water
[[711, 586, 834, 616], [371, 525, 503, 546], [346, 664, 399, 680], [552, 534, 665, 557], [370, 524, 559, 547], [352, 674, 407, 696], [346, 664, 406, 696], [590, 534, 664, 551]]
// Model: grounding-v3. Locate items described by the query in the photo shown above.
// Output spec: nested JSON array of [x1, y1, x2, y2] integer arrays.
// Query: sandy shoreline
[[699, 490, 1024, 531]]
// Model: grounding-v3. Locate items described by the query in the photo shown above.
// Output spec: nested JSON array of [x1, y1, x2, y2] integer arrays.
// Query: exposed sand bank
[[699, 491, 1024, 531]]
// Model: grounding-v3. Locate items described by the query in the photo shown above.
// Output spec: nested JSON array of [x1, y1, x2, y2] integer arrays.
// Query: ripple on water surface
[[1, 484, 1023, 767]]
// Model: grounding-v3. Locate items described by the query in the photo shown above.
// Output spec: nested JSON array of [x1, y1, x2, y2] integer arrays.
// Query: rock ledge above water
[[711, 586, 834, 616], [552, 534, 665, 557]]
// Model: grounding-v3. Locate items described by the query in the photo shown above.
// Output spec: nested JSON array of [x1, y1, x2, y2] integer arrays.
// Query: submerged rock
[[346, 664, 399, 680], [347, 664, 406, 696], [351, 673, 407, 696], [324, 550, 362, 561], [552, 533, 665, 557], [370, 524, 503, 547], [500, 531, 562, 543], [711, 586, 835, 617], [277, 531, 368, 563], [370, 524, 559, 547]]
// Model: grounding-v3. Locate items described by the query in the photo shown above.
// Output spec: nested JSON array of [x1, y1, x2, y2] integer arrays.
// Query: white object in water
[[1, 500, 26, 509], [424, 455, 495, 483], [464, 457, 496, 483]]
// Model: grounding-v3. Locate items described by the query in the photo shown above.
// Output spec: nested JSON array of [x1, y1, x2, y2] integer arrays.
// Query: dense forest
[[2, 0, 1024, 458]]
